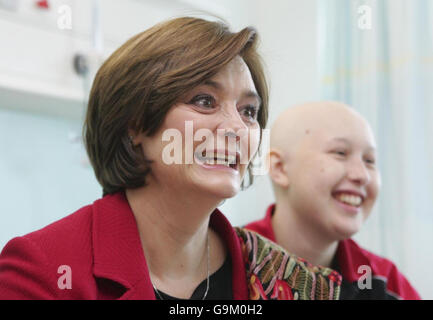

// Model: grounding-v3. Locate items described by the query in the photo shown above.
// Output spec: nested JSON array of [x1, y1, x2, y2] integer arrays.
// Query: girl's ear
[[269, 149, 290, 188]]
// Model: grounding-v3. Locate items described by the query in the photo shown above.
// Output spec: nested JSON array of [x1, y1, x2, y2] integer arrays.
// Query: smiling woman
[[142, 56, 262, 200], [0, 17, 341, 300], [84, 17, 269, 196]]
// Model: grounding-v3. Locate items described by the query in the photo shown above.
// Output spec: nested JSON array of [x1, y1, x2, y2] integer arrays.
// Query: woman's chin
[[213, 185, 240, 199], [197, 180, 241, 200], [191, 166, 243, 199]]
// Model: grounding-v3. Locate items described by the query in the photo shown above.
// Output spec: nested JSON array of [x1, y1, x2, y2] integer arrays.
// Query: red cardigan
[[0, 194, 342, 300], [0, 192, 250, 299], [245, 204, 421, 300]]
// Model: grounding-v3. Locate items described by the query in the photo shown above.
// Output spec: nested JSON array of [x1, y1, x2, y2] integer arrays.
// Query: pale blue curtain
[[318, 0, 433, 298]]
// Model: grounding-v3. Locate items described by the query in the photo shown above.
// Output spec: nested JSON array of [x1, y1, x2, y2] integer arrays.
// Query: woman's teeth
[[196, 152, 237, 168], [336, 193, 362, 207]]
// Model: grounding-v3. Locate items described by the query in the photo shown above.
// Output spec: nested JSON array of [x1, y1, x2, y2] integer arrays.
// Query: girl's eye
[[334, 150, 346, 156], [188, 94, 216, 109], [241, 105, 259, 121], [365, 158, 376, 165]]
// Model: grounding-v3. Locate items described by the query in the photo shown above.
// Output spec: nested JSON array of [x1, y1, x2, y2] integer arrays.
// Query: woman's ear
[[269, 149, 290, 189], [127, 129, 142, 147]]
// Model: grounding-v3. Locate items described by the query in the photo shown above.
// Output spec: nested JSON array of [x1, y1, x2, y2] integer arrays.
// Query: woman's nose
[[214, 104, 251, 156], [217, 104, 249, 135]]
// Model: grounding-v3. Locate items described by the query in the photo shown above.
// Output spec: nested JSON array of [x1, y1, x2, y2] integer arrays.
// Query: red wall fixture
[[35, 0, 49, 9]]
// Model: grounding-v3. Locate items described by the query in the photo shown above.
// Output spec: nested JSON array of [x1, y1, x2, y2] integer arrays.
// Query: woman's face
[[138, 56, 262, 199]]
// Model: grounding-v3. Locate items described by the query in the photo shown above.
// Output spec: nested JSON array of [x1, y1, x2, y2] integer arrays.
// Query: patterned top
[[236, 227, 342, 300]]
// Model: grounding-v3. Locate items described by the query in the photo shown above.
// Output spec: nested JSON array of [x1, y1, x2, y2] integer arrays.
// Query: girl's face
[[137, 56, 262, 200], [286, 111, 381, 240]]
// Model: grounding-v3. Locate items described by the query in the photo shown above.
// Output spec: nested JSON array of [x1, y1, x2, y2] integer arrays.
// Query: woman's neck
[[271, 201, 338, 268], [125, 182, 226, 298]]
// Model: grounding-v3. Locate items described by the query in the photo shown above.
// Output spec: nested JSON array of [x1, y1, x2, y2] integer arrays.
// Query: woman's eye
[[241, 105, 259, 121], [188, 94, 216, 109]]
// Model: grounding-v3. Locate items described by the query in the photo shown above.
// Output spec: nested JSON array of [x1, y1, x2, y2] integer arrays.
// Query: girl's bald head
[[268, 101, 380, 240], [270, 101, 374, 157]]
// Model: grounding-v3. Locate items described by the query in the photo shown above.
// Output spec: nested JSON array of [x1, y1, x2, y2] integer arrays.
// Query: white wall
[[0, 0, 233, 118], [0, 108, 100, 247]]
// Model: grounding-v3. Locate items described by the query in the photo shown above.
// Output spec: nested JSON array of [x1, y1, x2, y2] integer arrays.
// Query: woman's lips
[[198, 162, 239, 173]]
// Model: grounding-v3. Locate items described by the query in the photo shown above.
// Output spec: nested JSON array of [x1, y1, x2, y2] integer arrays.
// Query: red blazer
[[245, 204, 421, 300], [0, 194, 342, 300], [0, 192, 250, 300]]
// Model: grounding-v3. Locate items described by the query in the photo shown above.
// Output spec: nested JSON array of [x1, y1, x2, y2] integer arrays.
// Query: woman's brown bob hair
[[83, 17, 269, 196]]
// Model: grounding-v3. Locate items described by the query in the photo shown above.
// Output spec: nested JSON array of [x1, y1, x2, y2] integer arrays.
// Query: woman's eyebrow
[[203, 80, 262, 105], [245, 91, 262, 106], [203, 79, 223, 90]]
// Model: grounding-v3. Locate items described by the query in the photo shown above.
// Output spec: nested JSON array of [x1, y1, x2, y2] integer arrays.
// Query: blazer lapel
[[91, 192, 156, 299]]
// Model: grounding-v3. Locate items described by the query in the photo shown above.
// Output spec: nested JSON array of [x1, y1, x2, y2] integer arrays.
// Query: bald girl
[[246, 101, 420, 300]]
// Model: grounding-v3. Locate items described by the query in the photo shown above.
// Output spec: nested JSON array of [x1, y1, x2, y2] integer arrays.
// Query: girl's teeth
[[337, 194, 362, 206]]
